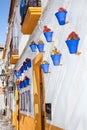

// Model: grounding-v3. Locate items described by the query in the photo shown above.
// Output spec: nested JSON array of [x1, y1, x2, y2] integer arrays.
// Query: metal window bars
[[20, 0, 41, 24], [27, 0, 41, 7]]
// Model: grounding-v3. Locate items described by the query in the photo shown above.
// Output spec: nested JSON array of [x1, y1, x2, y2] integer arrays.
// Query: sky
[[0, 0, 10, 45]]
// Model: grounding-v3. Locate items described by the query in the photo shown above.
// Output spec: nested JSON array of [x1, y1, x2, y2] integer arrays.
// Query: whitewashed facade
[[7, 0, 87, 130]]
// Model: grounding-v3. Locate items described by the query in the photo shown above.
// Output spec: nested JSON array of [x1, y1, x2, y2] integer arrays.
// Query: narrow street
[[0, 0, 87, 130], [0, 115, 14, 130]]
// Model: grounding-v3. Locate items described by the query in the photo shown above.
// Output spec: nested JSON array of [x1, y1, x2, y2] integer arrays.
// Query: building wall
[[13, 0, 87, 130]]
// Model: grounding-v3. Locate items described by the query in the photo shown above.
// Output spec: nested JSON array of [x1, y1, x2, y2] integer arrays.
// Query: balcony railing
[[20, 0, 41, 24]]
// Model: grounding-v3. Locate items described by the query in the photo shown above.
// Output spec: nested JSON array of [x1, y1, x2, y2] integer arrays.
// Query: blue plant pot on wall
[[29, 43, 37, 52], [22, 80, 26, 87], [26, 61, 31, 68], [20, 66, 24, 73], [17, 84, 21, 90], [41, 64, 49, 73], [65, 39, 80, 54], [55, 11, 67, 25], [14, 71, 21, 78], [37, 44, 44, 52], [51, 54, 62, 66], [44, 31, 53, 42], [24, 79, 30, 86], [23, 64, 27, 71]]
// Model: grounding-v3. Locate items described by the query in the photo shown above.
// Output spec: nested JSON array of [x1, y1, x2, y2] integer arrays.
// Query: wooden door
[[33, 53, 46, 130]]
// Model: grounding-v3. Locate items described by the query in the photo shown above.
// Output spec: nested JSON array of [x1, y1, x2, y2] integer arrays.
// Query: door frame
[[33, 53, 46, 130]]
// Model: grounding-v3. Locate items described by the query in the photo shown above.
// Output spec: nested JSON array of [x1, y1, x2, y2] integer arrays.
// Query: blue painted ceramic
[[27, 61, 31, 68], [18, 84, 21, 90], [37, 44, 44, 52], [22, 80, 26, 87], [65, 39, 80, 54], [24, 79, 30, 86], [29, 43, 37, 52], [14, 71, 21, 78], [44, 31, 53, 42], [41, 63, 49, 73], [55, 11, 67, 25], [51, 54, 62, 66], [23, 64, 27, 71]]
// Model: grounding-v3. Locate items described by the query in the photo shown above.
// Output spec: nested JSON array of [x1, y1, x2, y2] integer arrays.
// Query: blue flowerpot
[[21, 81, 23, 88], [20, 82, 23, 88], [18, 84, 21, 90], [14, 71, 21, 78], [24, 79, 30, 86], [29, 44, 37, 52], [23, 64, 27, 71], [44, 32, 53, 42], [20, 66, 24, 73], [27, 61, 31, 68], [51, 54, 62, 66], [22, 81, 26, 87], [65, 39, 80, 54], [55, 11, 67, 25], [37, 44, 44, 52], [41, 63, 49, 73]]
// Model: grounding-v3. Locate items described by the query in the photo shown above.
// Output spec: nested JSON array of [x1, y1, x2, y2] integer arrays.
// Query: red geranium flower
[[58, 7, 67, 12], [23, 61, 26, 65], [24, 76, 29, 80], [25, 58, 31, 62], [43, 26, 51, 32], [67, 32, 79, 40]]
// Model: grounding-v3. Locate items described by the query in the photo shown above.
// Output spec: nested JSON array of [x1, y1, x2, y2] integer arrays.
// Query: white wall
[[14, 0, 87, 129]]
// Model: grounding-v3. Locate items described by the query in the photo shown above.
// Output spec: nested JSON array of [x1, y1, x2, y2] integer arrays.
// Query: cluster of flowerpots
[[55, 7, 80, 54], [29, 40, 45, 52], [14, 58, 31, 78], [17, 76, 30, 90], [29, 7, 80, 73], [20, 58, 31, 73], [41, 47, 62, 73]]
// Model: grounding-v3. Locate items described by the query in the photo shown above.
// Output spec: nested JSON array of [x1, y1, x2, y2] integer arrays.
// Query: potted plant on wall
[[16, 79, 21, 90], [20, 65, 24, 74], [25, 58, 31, 68], [22, 80, 26, 88], [37, 40, 44, 52], [24, 76, 30, 86], [17, 82, 21, 90], [55, 7, 67, 25], [29, 41, 37, 52], [50, 47, 62, 66], [20, 81, 23, 88], [14, 70, 21, 78], [43, 26, 53, 42], [23, 61, 27, 71], [41, 60, 49, 73], [65, 31, 80, 54]]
